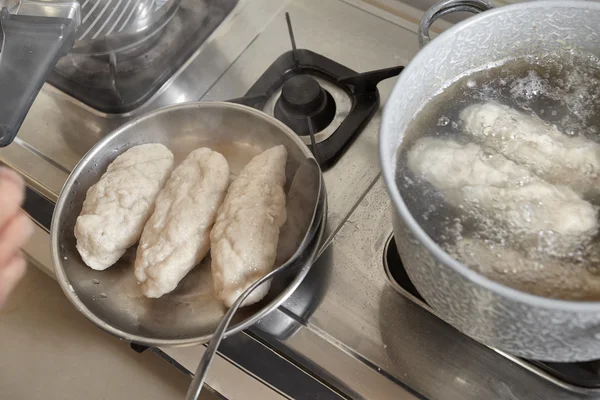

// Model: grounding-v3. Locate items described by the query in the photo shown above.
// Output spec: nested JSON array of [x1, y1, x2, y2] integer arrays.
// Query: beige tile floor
[[0, 263, 218, 400]]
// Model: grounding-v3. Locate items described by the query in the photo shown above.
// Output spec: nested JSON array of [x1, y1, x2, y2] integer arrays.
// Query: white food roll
[[407, 137, 598, 242], [75, 144, 174, 271], [450, 238, 600, 301], [210, 145, 288, 308], [134, 147, 230, 298], [460, 101, 600, 197]]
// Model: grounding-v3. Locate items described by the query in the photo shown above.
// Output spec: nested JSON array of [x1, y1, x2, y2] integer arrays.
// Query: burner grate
[[229, 13, 403, 170]]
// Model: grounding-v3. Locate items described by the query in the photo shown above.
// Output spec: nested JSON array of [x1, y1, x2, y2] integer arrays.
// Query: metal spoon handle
[[185, 264, 293, 400], [186, 159, 324, 400]]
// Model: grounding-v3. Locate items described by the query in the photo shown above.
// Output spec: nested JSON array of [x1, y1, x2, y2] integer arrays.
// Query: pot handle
[[419, 0, 494, 48]]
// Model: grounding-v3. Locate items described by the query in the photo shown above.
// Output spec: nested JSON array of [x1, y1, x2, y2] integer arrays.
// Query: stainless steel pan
[[50, 102, 326, 347], [380, 0, 600, 362]]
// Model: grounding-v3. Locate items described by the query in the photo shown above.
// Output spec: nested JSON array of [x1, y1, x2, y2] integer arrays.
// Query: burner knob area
[[274, 75, 336, 136]]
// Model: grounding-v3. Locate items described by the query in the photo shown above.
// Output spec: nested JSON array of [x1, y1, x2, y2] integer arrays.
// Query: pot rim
[[380, 0, 600, 312]]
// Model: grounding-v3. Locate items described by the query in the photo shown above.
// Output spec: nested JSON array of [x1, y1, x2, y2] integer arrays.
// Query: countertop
[[0, 263, 219, 400]]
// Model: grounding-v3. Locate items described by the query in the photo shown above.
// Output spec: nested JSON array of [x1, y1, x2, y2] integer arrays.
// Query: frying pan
[[50, 102, 326, 347]]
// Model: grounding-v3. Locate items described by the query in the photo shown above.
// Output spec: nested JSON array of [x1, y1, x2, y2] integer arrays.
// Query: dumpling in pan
[[134, 147, 230, 298], [75, 144, 174, 271], [210, 145, 288, 308]]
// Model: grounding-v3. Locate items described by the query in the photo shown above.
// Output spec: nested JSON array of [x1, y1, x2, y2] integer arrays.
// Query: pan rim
[[51, 101, 325, 346]]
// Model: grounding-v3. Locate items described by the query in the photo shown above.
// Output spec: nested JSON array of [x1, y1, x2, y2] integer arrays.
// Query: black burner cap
[[281, 75, 323, 114], [274, 75, 336, 136]]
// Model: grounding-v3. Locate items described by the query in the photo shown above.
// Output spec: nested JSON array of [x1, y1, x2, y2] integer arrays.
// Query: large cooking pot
[[380, 0, 600, 362]]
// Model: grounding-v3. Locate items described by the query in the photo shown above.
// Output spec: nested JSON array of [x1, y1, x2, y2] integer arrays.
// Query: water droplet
[[437, 116, 450, 126], [68, 285, 74, 292], [92, 279, 100, 285], [98, 293, 107, 299]]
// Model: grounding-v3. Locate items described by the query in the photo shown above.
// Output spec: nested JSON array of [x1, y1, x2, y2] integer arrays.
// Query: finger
[[0, 252, 26, 308], [0, 212, 33, 267], [0, 167, 25, 228]]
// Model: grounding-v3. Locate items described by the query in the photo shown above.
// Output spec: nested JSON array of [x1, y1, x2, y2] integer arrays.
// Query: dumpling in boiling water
[[460, 101, 600, 197], [450, 237, 600, 301], [407, 137, 598, 247]]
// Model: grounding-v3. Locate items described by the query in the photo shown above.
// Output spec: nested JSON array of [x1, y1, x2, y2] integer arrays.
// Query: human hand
[[0, 167, 33, 308]]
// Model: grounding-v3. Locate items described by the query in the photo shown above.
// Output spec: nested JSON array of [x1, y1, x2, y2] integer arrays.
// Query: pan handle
[[419, 0, 493, 48]]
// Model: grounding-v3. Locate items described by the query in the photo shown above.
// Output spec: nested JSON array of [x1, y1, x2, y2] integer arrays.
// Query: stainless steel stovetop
[[3, 0, 599, 398]]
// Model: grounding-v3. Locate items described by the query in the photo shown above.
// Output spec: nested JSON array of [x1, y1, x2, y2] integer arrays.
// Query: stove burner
[[47, 0, 238, 113], [383, 235, 600, 390], [229, 13, 404, 170], [274, 75, 336, 136]]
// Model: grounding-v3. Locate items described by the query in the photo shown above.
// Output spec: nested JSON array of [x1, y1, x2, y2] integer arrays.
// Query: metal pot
[[380, 0, 600, 362]]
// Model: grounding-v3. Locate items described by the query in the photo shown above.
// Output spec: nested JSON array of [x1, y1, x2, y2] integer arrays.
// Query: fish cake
[[210, 145, 287, 308], [461, 101, 600, 197], [134, 147, 230, 298], [75, 144, 174, 271], [407, 137, 598, 242]]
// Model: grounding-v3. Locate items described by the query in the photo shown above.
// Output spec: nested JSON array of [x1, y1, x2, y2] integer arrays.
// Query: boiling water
[[397, 51, 600, 301]]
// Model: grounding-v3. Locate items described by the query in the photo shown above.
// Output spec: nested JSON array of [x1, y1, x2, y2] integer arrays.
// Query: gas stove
[[2, 1, 599, 399], [47, 0, 239, 113], [228, 14, 403, 169]]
